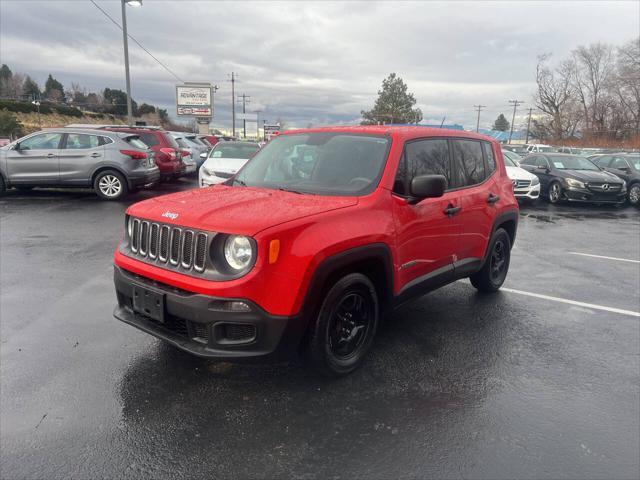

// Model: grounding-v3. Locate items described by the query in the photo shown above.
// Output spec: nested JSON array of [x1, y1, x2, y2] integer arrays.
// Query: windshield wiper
[[277, 186, 305, 195]]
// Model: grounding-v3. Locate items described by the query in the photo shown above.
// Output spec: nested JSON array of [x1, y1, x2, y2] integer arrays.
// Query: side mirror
[[13, 142, 21, 151], [199, 152, 207, 160], [409, 174, 446, 203]]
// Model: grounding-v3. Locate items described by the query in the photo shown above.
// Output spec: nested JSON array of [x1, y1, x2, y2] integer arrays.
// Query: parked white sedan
[[502, 150, 540, 202], [199, 142, 260, 187]]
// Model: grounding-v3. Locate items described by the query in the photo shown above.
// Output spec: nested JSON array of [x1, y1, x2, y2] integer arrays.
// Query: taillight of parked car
[[158, 148, 178, 161], [181, 150, 190, 158], [120, 149, 147, 160]]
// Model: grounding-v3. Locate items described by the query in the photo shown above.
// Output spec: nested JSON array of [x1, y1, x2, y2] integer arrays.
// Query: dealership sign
[[176, 83, 213, 117]]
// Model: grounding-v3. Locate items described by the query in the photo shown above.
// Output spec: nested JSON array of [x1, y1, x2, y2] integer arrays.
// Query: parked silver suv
[[0, 128, 160, 200]]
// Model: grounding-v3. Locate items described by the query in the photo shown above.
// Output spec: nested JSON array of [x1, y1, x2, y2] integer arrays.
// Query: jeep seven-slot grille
[[128, 218, 208, 272]]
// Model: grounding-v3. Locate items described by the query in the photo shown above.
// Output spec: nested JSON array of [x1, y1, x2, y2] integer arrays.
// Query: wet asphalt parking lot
[[1, 178, 639, 479]]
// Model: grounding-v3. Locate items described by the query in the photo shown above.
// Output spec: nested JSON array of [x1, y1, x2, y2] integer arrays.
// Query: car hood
[[127, 184, 359, 236], [561, 170, 621, 183], [506, 166, 537, 181], [202, 157, 250, 174]]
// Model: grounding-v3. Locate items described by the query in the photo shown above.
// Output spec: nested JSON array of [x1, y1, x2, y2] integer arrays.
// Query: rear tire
[[0, 176, 5, 196], [15, 186, 33, 192], [94, 170, 128, 201], [470, 228, 511, 293], [303, 273, 379, 377]]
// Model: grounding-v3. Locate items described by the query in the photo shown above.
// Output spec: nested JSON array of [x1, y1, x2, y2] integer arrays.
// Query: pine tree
[[361, 73, 422, 125], [492, 114, 510, 131]]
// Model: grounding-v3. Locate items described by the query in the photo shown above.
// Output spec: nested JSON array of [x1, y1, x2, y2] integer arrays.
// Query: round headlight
[[224, 235, 253, 270]]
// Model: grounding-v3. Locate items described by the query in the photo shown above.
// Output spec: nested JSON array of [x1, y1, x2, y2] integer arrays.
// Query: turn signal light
[[269, 239, 280, 264]]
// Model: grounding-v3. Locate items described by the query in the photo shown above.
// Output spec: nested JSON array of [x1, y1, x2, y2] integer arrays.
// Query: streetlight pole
[[121, 0, 141, 126]]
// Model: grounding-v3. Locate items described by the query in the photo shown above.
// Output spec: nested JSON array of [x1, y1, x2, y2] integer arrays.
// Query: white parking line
[[568, 252, 640, 264], [501, 287, 640, 318]]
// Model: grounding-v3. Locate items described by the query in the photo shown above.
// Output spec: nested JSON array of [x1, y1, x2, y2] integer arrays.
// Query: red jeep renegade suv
[[113, 126, 518, 376]]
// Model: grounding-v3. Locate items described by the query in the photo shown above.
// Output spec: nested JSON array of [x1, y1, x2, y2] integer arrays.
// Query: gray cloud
[[1, 0, 638, 130]]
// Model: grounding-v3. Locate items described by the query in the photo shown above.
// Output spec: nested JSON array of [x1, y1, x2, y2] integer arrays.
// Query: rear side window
[[593, 155, 611, 167], [139, 132, 159, 147], [65, 133, 100, 149], [124, 136, 149, 149], [394, 139, 450, 195], [451, 139, 485, 188], [483, 142, 496, 173]]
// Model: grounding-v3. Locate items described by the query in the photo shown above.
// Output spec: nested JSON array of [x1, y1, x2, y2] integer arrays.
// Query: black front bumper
[[113, 266, 301, 361], [563, 187, 626, 204]]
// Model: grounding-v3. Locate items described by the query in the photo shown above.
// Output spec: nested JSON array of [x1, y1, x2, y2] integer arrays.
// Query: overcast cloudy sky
[[1, 0, 638, 130]]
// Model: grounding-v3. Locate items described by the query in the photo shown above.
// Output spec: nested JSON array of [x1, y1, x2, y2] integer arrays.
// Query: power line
[[525, 107, 534, 144], [89, 0, 184, 83], [473, 104, 486, 133]]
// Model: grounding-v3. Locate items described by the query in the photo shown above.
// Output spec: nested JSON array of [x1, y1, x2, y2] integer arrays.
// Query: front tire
[[94, 170, 128, 201], [0, 176, 5, 196], [470, 228, 511, 293], [547, 181, 562, 204], [628, 183, 640, 206], [303, 273, 379, 377]]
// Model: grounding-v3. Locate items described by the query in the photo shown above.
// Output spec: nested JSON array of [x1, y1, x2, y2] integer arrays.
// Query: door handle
[[90, 153, 101, 158], [46, 153, 55, 158], [444, 204, 461, 216], [487, 193, 500, 204]]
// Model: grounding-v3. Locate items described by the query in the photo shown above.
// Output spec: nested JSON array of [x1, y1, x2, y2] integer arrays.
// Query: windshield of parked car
[[538, 146, 557, 152], [233, 133, 390, 196], [626, 154, 640, 170], [210, 143, 259, 159], [174, 138, 189, 149], [548, 155, 600, 170], [502, 150, 522, 166]]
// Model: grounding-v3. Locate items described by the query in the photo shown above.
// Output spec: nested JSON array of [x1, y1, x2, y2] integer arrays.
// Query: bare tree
[[534, 54, 576, 139], [615, 37, 640, 136], [571, 43, 615, 136]]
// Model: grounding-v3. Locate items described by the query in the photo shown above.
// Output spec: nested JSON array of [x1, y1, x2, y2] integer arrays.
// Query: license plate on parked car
[[132, 284, 165, 323]]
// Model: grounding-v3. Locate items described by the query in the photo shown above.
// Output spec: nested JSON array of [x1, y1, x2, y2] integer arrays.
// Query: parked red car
[[198, 135, 219, 148], [104, 127, 185, 181], [113, 126, 518, 376]]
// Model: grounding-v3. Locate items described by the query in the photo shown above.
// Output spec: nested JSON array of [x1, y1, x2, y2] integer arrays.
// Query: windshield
[[174, 138, 188, 149], [626, 154, 640, 170], [548, 155, 600, 170], [211, 143, 259, 159], [538, 146, 557, 152], [162, 133, 180, 149], [502, 150, 522, 166], [233, 133, 390, 196]]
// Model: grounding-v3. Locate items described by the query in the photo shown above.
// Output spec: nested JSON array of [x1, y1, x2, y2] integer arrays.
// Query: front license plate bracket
[[132, 285, 165, 323]]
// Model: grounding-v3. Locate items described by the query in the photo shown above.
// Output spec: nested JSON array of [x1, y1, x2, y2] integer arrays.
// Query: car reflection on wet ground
[[1, 179, 638, 479]]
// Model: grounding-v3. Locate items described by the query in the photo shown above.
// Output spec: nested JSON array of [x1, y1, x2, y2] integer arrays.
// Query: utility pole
[[474, 104, 486, 133], [508, 99, 524, 144], [525, 107, 533, 144], [229, 72, 237, 137], [237, 93, 251, 138], [121, 0, 134, 126], [254, 109, 262, 139]]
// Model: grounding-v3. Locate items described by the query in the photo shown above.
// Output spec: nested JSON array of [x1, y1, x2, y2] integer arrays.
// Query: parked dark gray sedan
[[0, 128, 160, 200]]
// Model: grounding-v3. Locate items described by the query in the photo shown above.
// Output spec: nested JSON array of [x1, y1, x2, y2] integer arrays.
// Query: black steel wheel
[[303, 273, 379, 377], [470, 228, 512, 293]]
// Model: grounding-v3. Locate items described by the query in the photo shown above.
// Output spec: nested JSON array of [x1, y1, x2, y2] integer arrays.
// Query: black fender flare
[[481, 209, 519, 265], [287, 243, 395, 349]]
